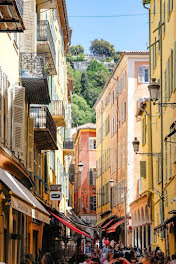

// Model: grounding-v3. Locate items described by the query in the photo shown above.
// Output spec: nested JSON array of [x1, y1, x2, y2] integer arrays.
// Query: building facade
[[0, 0, 73, 262], [73, 124, 97, 237], [134, 0, 176, 256], [95, 52, 149, 245]]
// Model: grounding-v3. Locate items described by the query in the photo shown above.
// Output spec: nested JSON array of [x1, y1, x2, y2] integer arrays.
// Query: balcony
[[30, 105, 58, 150], [0, 0, 25, 32], [20, 53, 50, 104], [36, 0, 56, 10], [49, 100, 66, 127], [37, 20, 56, 75], [63, 139, 74, 156]]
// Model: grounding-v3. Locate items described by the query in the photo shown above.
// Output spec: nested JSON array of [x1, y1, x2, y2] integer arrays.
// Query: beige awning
[[0, 167, 50, 224]]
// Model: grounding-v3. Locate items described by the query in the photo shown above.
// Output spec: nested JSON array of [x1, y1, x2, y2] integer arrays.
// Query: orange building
[[74, 124, 96, 234]]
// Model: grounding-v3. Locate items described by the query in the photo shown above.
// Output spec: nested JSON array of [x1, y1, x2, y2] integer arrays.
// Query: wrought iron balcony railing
[[20, 53, 50, 104], [30, 105, 57, 150], [63, 140, 74, 150], [37, 20, 56, 70], [0, 0, 25, 32], [20, 53, 47, 79]]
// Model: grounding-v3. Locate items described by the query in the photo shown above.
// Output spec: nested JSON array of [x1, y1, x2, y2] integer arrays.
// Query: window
[[157, 155, 161, 184], [118, 110, 121, 128], [142, 115, 146, 145], [89, 138, 96, 150], [171, 49, 174, 93], [89, 168, 96, 186], [118, 144, 121, 169], [122, 102, 126, 123], [167, 0, 170, 21], [170, 140, 172, 179], [122, 138, 125, 166], [165, 142, 168, 182], [154, 0, 155, 15], [137, 98, 144, 111], [138, 66, 149, 83], [140, 161, 146, 178]]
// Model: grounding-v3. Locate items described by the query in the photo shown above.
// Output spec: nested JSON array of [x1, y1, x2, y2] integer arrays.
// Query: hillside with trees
[[67, 39, 120, 127]]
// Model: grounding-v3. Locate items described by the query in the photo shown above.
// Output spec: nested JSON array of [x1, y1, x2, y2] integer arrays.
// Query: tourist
[[41, 252, 53, 264], [171, 255, 176, 264], [105, 238, 110, 247], [110, 239, 115, 249], [102, 237, 106, 247]]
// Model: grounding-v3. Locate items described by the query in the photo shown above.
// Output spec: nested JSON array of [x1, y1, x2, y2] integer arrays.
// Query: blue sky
[[66, 0, 149, 53]]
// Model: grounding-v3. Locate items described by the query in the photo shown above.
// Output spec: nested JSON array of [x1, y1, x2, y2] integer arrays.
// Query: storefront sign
[[50, 184, 62, 192], [50, 191, 62, 201]]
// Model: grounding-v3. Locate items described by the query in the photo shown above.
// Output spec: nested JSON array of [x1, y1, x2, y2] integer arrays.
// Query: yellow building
[[0, 0, 72, 262], [133, 0, 176, 255]]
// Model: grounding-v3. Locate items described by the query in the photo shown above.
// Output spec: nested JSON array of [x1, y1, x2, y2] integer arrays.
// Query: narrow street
[[0, 0, 176, 263]]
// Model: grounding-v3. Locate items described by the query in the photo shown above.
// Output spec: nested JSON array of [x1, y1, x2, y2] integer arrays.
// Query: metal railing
[[51, 100, 65, 117], [15, 0, 24, 18], [30, 105, 57, 143], [20, 53, 47, 79], [37, 20, 56, 66], [63, 140, 74, 149]]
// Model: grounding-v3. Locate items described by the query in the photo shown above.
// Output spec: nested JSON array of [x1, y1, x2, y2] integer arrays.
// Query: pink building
[[74, 123, 96, 227]]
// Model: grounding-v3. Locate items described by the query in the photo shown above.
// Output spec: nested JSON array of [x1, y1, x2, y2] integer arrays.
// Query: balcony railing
[[20, 53, 50, 104], [30, 105, 57, 150], [49, 100, 66, 127], [63, 140, 74, 150], [0, 0, 25, 32], [37, 20, 56, 75]]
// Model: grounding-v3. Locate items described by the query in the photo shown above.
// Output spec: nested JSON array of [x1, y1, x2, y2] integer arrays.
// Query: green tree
[[71, 94, 94, 126], [90, 39, 116, 57], [69, 45, 84, 56]]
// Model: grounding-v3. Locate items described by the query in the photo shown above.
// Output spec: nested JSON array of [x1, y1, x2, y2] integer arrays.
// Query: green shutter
[[140, 161, 146, 178]]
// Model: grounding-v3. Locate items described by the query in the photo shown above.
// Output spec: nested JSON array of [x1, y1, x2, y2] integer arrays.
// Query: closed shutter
[[12, 86, 25, 153], [20, 0, 36, 53], [20, 109, 28, 167], [3, 73, 11, 149], [174, 42, 176, 91], [27, 117, 34, 172], [89, 168, 93, 186], [0, 67, 4, 145], [171, 49, 174, 93], [164, 70, 167, 103], [89, 138, 93, 150], [140, 161, 146, 178], [139, 177, 142, 195], [138, 66, 144, 83]]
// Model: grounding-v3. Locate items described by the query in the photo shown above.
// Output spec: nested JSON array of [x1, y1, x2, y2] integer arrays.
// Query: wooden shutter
[[3, 73, 11, 149], [20, 0, 36, 53], [138, 66, 144, 83], [0, 67, 4, 145], [20, 108, 27, 167], [27, 117, 34, 172], [139, 177, 142, 195], [12, 85, 25, 153], [140, 161, 146, 178]]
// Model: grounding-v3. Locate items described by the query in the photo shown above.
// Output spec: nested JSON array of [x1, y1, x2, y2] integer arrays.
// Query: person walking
[[41, 252, 53, 264]]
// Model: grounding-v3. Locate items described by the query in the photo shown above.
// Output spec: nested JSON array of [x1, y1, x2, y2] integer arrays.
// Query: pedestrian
[[110, 239, 115, 249], [105, 238, 110, 247], [171, 255, 176, 264], [141, 255, 152, 264], [102, 237, 106, 247], [41, 252, 53, 264], [81, 254, 92, 264]]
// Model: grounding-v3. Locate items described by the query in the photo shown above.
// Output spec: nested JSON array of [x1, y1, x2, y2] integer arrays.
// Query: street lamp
[[132, 137, 140, 153], [132, 137, 160, 158], [109, 178, 114, 213], [148, 78, 160, 101], [78, 161, 83, 173]]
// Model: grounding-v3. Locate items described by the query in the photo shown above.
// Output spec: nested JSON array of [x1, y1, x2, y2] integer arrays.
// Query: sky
[[66, 0, 149, 53]]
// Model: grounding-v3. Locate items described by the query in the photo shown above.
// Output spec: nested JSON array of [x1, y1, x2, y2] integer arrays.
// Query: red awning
[[106, 219, 124, 233], [102, 219, 114, 231], [98, 217, 109, 227], [50, 211, 91, 238]]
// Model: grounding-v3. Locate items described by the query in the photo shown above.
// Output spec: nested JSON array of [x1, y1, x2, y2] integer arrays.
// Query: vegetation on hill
[[67, 40, 119, 127]]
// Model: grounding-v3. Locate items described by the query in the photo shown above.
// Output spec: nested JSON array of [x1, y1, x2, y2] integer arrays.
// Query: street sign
[[50, 191, 62, 201], [50, 184, 62, 192]]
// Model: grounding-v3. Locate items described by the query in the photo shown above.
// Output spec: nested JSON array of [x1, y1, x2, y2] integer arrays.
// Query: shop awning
[[106, 219, 124, 233], [0, 167, 50, 224], [49, 211, 91, 238], [96, 216, 109, 227], [102, 219, 114, 231]]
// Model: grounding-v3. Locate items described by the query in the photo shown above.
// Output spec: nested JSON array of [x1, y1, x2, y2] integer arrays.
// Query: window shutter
[[164, 70, 167, 103], [0, 67, 4, 145], [27, 117, 34, 172], [12, 86, 25, 153], [3, 73, 11, 149], [116, 80, 120, 96], [140, 161, 146, 178], [138, 66, 144, 83], [20, 0, 36, 53], [139, 177, 142, 195], [89, 138, 93, 150], [89, 168, 93, 185]]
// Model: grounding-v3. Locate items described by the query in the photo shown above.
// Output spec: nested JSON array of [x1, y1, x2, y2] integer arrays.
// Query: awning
[[106, 219, 124, 233], [0, 167, 50, 224], [49, 211, 91, 238], [102, 219, 114, 231], [96, 216, 109, 227]]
